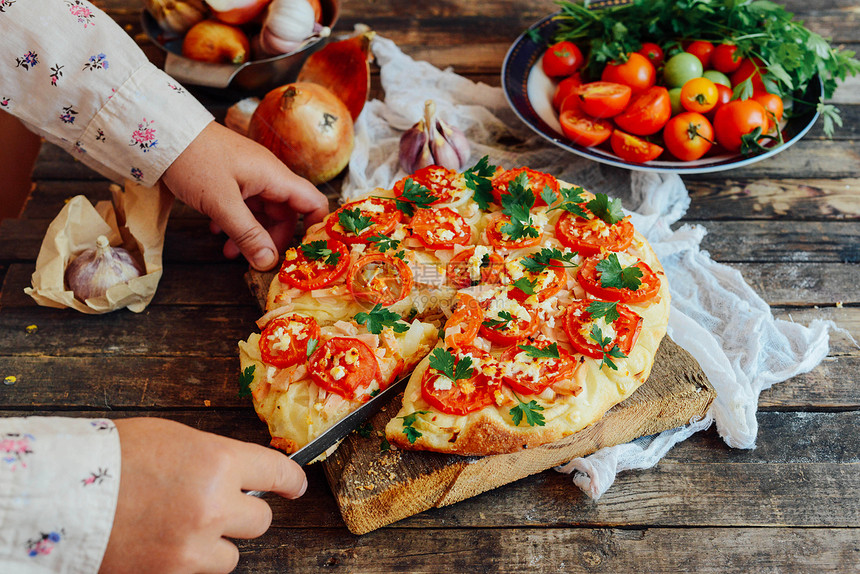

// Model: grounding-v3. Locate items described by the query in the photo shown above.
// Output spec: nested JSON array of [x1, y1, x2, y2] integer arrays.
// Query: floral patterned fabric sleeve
[[0, 0, 214, 186], [0, 417, 121, 573]]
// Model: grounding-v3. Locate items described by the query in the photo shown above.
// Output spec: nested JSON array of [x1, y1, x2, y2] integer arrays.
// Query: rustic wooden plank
[[727, 262, 860, 306], [690, 140, 859, 180]]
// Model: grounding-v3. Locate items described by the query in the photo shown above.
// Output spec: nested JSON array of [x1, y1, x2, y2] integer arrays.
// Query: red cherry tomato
[[554, 210, 634, 257], [563, 300, 643, 360], [447, 247, 505, 289], [612, 86, 672, 136], [491, 167, 559, 207], [559, 92, 582, 115], [577, 254, 662, 304], [444, 293, 483, 349], [600, 52, 656, 94], [685, 40, 715, 69], [753, 92, 784, 133], [325, 197, 401, 245], [278, 239, 350, 291], [499, 339, 579, 395], [259, 315, 321, 369], [485, 213, 543, 250], [542, 41, 585, 78], [713, 99, 769, 152], [679, 77, 719, 114], [731, 58, 767, 95], [421, 347, 499, 416], [347, 252, 413, 306], [575, 81, 632, 118], [610, 129, 664, 164], [308, 337, 381, 400], [637, 42, 664, 66], [393, 165, 463, 205], [662, 112, 714, 162], [559, 109, 613, 147], [712, 43, 742, 74], [709, 83, 734, 118], [410, 206, 471, 249], [552, 73, 583, 111]]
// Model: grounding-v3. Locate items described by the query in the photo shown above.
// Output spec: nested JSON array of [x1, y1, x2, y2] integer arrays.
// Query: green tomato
[[703, 69, 731, 87], [663, 53, 704, 88], [668, 87, 684, 116]]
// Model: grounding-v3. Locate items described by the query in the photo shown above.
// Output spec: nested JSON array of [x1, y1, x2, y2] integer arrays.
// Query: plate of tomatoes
[[502, 13, 822, 174]]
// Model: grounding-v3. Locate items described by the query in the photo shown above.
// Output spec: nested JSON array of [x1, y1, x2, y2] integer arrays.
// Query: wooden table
[[1, 0, 858, 571]]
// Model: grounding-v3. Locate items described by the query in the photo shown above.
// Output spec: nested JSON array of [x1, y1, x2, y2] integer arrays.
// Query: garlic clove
[[437, 118, 471, 168], [398, 119, 427, 173], [65, 236, 144, 301], [398, 99, 471, 173]]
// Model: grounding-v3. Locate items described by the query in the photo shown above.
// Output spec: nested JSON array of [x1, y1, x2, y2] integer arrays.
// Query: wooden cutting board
[[246, 271, 716, 534]]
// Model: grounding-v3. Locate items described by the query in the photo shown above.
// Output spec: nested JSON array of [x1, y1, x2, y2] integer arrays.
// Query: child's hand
[[161, 121, 330, 271], [101, 418, 306, 574]]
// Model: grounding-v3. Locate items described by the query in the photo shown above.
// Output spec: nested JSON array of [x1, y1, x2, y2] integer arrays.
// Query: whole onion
[[249, 82, 354, 185], [65, 236, 144, 301]]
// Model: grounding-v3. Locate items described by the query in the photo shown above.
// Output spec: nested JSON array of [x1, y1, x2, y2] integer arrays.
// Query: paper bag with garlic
[[24, 180, 173, 314]]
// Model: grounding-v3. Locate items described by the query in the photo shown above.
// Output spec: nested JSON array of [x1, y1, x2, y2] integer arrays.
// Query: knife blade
[[245, 374, 408, 497]]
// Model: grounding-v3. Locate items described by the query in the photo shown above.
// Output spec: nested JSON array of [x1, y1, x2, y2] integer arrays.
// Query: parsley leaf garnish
[[355, 303, 411, 335], [500, 172, 539, 241], [380, 436, 391, 452], [368, 233, 401, 253], [300, 240, 341, 266], [587, 193, 625, 225], [338, 208, 373, 236], [395, 178, 437, 216], [482, 310, 515, 331], [400, 410, 430, 444], [306, 338, 319, 358], [589, 324, 627, 371], [595, 253, 643, 291], [369, 389, 380, 398], [463, 156, 498, 210], [546, 185, 588, 218], [428, 348, 474, 381], [586, 300, 620, 324], [238, 365, 255, 398], [509, 392, 546, 427], [520, 247, 578, 273], [517, 342, 560, 359], [512, 277, 538, 296], [355, 422, 373, 438]]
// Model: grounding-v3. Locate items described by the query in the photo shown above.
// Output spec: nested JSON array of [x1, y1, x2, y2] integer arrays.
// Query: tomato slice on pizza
[[421, 347, 501, 416], [410, 207, 471, 249], [485, 214, 543, 250], [308, 337, 382, 400], [446, 246, 504, 288], [499, 337, 579, 396], [477, 290, 538, 345], [505, 256, 568, 302], [444, 293, 483, 349], [348, 253, 414, 306], [492, 167, 560, 207], [577, 253, 661, 304], [563, 299, 643, 359], [555, 210, 635, 257], [278, 239, 350, 290], [394, 165, 466, 205], [326, 197, 401, 244], [259, 314, 321, 369]]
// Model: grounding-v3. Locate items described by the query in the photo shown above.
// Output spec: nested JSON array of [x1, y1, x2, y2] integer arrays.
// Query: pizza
[[238, 160, 669, 459]]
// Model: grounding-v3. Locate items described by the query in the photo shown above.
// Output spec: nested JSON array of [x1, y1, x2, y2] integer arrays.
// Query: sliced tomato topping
[[485, 214, 543, 250], [259, 315, 321, 369], [563, 299, 643, 359], [325, 197, 401, 245], [446, 246, 505, 289], [477, 291, 538, 346], [308, 337, 381, 400], [347, 253, 414, 306], [555, 210, 634, 257], [506, 257, 568, 302], [577, 254, 661, 304], [410, 207, 471, 249], [491, 167, 560, 207], [394, 165, 465, 205], [499, 337, 579, 395], [421, 347, 500, 416], [277, 239, 350, 291], [444, 293, 483, 349]]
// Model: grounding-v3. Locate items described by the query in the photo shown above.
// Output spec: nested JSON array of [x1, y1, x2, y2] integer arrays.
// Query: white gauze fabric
[[342, 36, 836, 499]]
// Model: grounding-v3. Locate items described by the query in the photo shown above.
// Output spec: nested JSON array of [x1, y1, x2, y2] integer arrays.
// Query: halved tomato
[[575, 81, 632, 118], [609, 130, 664, 164], [499, 337, 578, 395], [613, 86, 672, 136], [444, 293, 483, 349], [447, 247, 505, 288], [563, 299, 643, 360], [410, 206, 471, 249], [347, 253, 414, 306], [325, 197, 401, 245], [393, 165, 464, 205], [552, 73, 583, 111], [485, 213, 543, 250], [577, 254, 661, 304], [278, 239, 350, 290], [491, 167, 559, 207], [308, 337, 381, 400], [559, 110, 613, 147], [259, 315, 321, 369], [555, 210, 634, 257], [421, 347, 500, 416]]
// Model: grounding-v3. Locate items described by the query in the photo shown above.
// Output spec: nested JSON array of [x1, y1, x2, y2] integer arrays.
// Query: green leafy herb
[[395, 178, 437, 216], [355, 303, 411, 335], [299, 240, 341, 266], [512, 277, 538, 296], [238, 365, 255, 398], [367, 234, 400, 253], [540, 185, 558, 207], [586, 300, 621, 324], [428, 348, 474, 381], [500, 172, 539, 241], [520, 247, 578, 273], [482, 310, 515, 331], [369, 389, 380, 398], [509, 392, 546, 427], [526, 27, 544, 45], [587, 193, 625, 225], [355, 422, 373, 439], [380, 436, 391, 452], [517, 342, 560, 359], [463, 156, 498, 210], [589, 324, 627, 371], [546, 185, 588, 218], [338, 208, 373, 236], [399, 410, 430, 444], [595, 253, 643, 291], [306, 338, 318, 358]]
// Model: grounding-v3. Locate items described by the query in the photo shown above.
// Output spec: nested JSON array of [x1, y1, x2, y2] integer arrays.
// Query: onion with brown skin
[[249, 82, 354, 185]]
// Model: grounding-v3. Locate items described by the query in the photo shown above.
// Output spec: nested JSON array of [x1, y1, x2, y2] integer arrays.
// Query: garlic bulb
[[399, 100, 471, 173], [65, 236, 144, 301], [144, 0, 208, 35], [259, 0, 328, 55]]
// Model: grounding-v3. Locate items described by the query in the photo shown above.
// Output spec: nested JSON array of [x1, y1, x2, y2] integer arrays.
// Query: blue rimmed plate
[[502, 13, 822, 174]]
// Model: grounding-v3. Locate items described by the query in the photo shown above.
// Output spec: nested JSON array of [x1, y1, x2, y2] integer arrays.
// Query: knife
[[245, 374, 408, 497]]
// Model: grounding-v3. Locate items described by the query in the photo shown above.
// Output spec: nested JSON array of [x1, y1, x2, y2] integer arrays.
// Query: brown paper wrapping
[[24, 180, 173, 314]]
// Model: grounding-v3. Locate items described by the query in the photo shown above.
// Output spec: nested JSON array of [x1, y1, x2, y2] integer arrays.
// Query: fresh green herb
[[299, 240, 341, 266], [526, 27, 544, 45], [540, 185, 558, 207], [595, 253, 643, 291], [306, 338, 319, 358], [395, 178, 437, 216], [367, 233, 400, 253], [355, 304, 411, 335], [399, 410, 430, 444], [586, 300, 621, 324], [589, 324, 627, 371], [546, 185, 588, 218], [509, 392, 546, 427], [463, 156, 498, 210], [512, 277, 538, 296], [338, 208, 373, 236], [481, 253, 491, 268], [369, 389, 381, 398], [238, 365, 255, 398], [355, 422, 373, 438], [500, 172, 539, 241], [428, 348, 474, 381], [482, 310, 515, 331], [380, 436, 391, 452], [587, 193, 625, 225], [517, 342, 560, 360], [553, 0, 860, 136], [520, 247, 578, 273]]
